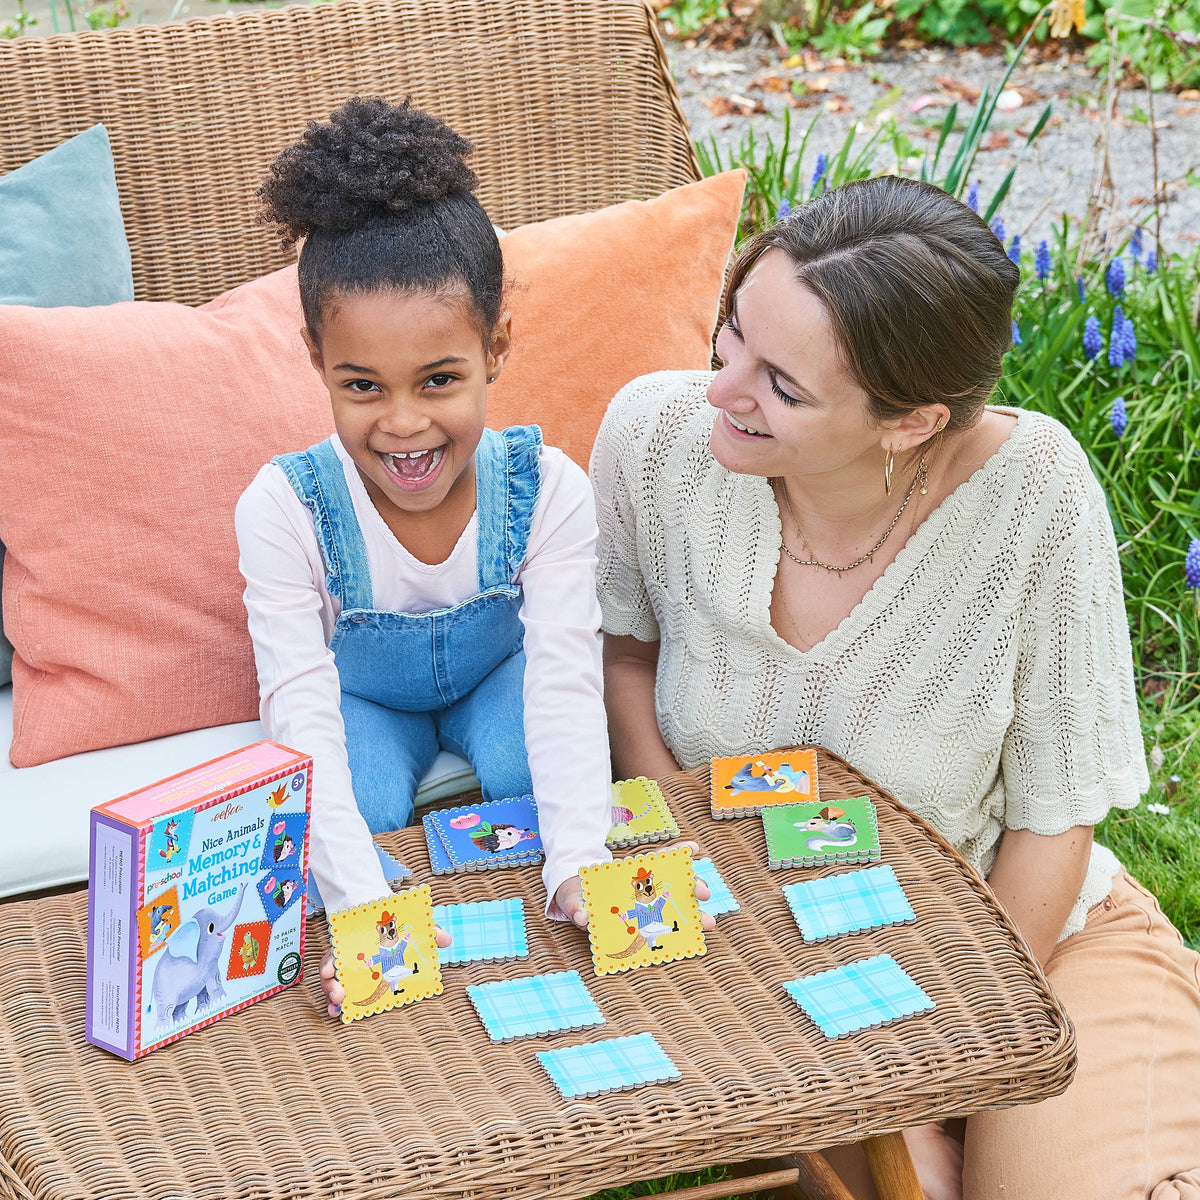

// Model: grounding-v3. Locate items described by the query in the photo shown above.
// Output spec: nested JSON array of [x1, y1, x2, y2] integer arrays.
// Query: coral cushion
[[0, 171, 744, 766]]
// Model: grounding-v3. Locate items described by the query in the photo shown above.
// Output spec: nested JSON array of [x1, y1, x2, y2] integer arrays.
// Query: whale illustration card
[[710, 749, 819, 818], [762, 796, 881, 869], [425, 796, 544, 874], [580, 847, 706, 976], [329, 885, 443, 1024], [607, 777, 680, 849]]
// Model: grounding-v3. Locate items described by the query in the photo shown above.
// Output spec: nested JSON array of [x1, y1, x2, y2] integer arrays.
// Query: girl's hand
[[319, 925, 452, 1019]]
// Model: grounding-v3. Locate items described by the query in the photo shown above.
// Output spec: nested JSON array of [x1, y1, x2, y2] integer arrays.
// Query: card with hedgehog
[[329, 885, 443, 1023], [580, 847, 707, 976]]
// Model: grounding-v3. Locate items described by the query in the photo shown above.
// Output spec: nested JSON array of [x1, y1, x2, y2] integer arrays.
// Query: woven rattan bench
[[0, 748, 1075, 1200]]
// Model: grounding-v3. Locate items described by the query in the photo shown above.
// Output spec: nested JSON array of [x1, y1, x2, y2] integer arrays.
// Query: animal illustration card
[[783, 953, 935, 1039], [782, 865, 915, 943], [466, 970, 604, 1043], [762, 796, 881, 869], [425, 796, 543, 874], [328, 886, 443, 1024], [580, 847, 706, 976], [607, 777, 680, 849], [536, 1032, 681, 1099], [433, 898, 528, 966], [710, 749, 819, 818], [307, 844, 411, 916]]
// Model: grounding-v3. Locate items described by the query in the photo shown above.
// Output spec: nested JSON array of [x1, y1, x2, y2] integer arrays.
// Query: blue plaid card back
[[782, 864, 915, 942], [536, 1032, 681, 1099], [693, 857, 740, 917], [433, 898, 528, 965], [784, 954, 935, 1038], [466, 970, 604, 1043]]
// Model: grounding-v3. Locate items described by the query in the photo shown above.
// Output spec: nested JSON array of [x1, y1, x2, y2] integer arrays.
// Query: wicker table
[[0, 748, 1075, 1200]]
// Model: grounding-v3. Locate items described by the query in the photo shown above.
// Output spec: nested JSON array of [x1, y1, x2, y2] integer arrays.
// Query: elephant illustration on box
[[150, 884, 248, 1028]]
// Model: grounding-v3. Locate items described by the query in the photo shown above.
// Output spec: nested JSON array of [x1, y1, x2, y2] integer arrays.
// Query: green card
[[762, 797, 881, 870]]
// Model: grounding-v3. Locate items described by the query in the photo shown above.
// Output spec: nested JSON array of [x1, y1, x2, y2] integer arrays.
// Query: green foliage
[[658, 0, 729, 37], [808, 1, 892, 61], [590, 1164, 773, 1200], [1087, 0, 1200, 91], [1, 0, 35, 37], [84, 0, 127, 27]]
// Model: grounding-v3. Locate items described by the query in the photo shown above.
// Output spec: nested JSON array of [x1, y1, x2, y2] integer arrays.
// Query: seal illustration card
[[308, 845, 411, 915], [607, 777, 680, 849], [466, 970, 603, 1042], [433, 898, 528, 966], [710, 749, 819, 818], [782, 865, 915, 942], [580, 847, 706, 976], [329, 885, 443, 1024], [783, 953, 934, 1039], [426, 796, 544, 874], [537, 1032, 681, 1099], [762, 796, 881, 869]]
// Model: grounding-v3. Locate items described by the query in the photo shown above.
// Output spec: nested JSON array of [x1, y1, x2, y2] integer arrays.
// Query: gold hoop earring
[[884, 448, 895, 496], [933, 418, 946, 435]]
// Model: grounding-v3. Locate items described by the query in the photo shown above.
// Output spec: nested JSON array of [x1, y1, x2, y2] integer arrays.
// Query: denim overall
[[273, 426, 542, 833]]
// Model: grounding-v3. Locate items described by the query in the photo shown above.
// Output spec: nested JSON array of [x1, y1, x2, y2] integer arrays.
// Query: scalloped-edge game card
[[783, 953, 934, 1039], [433, 898, 528, 965], [762, 796, 881, 869], [425, 796, 544, 875], [607, 777, 680, 849], [693, 857, 739, 917], [710, 749, 819, 818], [580, 847, 706, 976], [536, 1033, 681, 1099], [329, 885, 443, 1024], [466, 970, 604, 1043], [307, 844, 411, 916], [782, 864, 914, 942]]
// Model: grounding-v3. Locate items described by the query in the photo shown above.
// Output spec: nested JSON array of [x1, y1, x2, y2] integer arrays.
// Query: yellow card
[[710, 749, 819, 818], [329, 885, 443, 1024], [580, 847, 706, 976], [607, 777, 680, 849]]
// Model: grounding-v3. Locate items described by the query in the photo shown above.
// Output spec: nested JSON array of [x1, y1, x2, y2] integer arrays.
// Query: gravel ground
[[666, 38, 1200, 254]]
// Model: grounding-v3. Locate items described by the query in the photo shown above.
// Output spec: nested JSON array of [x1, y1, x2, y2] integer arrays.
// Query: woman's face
[[707, 248, 886, 482]]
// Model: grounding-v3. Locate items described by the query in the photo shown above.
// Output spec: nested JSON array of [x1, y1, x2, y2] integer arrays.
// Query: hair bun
[[259, 96, 478, 245]]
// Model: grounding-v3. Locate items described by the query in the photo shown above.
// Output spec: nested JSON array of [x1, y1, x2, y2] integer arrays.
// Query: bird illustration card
[[607, 777, 680, 849], [425, 796, 544, 874], [783, 865, 914, 943], [710, 749, 819, 818], [328, 885, 443, 1024], [580, 847, 706, 976], [762, 796, 881, 869]]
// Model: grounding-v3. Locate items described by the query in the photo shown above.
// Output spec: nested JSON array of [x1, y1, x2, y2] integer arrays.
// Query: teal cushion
[[0, 123, 134, 685]]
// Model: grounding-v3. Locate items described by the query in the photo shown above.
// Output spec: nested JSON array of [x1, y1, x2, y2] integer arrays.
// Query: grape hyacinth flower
[[1120, 315, 1137, 363], [777, 197, 792, 221], [1108, 307, 1126, 368], [1083, 315, 1103, 360], [1131, 226, 1144, 262], [1106, 258, 1126, 297], [1011, 320, 1022, 346], [1036, 239, 1051, 281], [1111, 396, 1127, 438], [811, 153, 827, 191], [1146, 249, 1158, 274], [1186, 539, 1200, 589], [966, 181, 979, 213], [990, 216, 1005, 244], [1008, 234, 1021, 265], [1077, 276, 1086, 304]]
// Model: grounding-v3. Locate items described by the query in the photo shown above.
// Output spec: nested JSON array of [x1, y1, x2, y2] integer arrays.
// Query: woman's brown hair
[[724, 175, 1019, 431]]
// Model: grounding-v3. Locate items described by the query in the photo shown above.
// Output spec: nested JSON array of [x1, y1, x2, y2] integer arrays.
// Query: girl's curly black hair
[[258, 96, 503, 340]]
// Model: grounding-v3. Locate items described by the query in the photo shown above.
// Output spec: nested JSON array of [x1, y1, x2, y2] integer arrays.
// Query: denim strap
[[272, 438, 375, 611], [474, 424, 543, 590]]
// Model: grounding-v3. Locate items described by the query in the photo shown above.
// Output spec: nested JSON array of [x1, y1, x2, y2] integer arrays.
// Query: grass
[[586, 1164, 774, 1200]]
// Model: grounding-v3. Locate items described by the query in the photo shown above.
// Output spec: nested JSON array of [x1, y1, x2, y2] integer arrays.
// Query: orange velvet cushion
[[0, 170, 744, 766]]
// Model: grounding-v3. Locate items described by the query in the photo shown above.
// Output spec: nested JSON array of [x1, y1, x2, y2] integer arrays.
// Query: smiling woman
[[590, 175, 1200, 1199]]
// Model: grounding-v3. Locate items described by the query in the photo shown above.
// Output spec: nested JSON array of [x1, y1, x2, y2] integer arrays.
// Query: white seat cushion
[[0, 685, 477, 900]]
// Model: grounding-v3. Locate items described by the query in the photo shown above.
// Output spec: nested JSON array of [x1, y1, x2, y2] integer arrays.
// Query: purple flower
[[990, 216, 1005, 244], [1077, 276, 1086, 304], [1106, 258, 1126, 297], [1146, 249, 1158, 274], [1036, 239, 1051, 281], [1120, 314, 1137, 362], [1111, 396, 1127, 438], [1011, 319, 1022, 346], [1083, 315, 1103, 360], [966, 181, 979, 213], [811, 153, 827, 190], [1108, 306, 1126, 368], [1131, 226, 1144, 262], [1008, 234, 1021, 265], [1187, 539, 1200, 589], [777, 197, 792, 221]]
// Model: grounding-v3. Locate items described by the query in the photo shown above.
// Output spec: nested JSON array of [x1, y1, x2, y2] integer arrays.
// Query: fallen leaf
[[933, 75, 981, 103], [791, 95, 821, 108], [825, 95, 852, 113], [1178, 104, 1200, 116], [1178, 87, 1200, 100], [704, 93, 766, 117], [805, 74, 834, 92], [897, 35, 922, 49], [911, 93, 951, 112], [704, 96, 738, 117], [982, 130, 1011, 150], [1015, 85, 1044, 104], [781, 53, 805, 68], [750, 73, 789, 92]]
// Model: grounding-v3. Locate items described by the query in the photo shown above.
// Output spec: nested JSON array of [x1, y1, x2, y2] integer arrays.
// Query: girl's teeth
[[386, 447, 444, 481]]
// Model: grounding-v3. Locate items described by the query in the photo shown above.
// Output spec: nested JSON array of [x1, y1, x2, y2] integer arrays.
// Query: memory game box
[[87, 741, 312, 1059]]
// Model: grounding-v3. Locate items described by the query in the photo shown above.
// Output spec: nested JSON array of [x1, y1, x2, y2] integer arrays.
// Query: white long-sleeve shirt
[[235, 434, 613, 917]]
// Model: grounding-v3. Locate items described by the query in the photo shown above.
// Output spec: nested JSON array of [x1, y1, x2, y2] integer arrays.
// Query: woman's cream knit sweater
[[592, 371, 1149, 939]]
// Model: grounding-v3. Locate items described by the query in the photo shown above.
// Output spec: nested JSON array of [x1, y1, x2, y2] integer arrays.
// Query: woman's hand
[[319, 924, 452, 1019]]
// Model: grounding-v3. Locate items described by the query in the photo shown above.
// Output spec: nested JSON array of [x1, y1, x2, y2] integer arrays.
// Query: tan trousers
[[826, 871, 1200, 1199]]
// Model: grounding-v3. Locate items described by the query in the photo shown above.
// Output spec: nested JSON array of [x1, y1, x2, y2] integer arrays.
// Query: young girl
[[235, 97, 616, 1013]]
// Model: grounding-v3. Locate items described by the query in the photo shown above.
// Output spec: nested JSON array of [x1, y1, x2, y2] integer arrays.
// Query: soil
[[13, 0, 1200, 253]]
